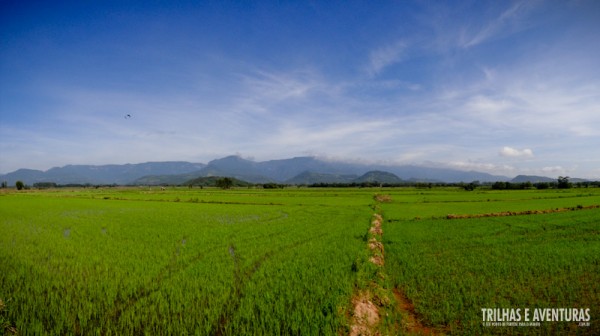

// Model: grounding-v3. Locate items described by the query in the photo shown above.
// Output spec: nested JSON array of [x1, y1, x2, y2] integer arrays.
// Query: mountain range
[[0, 162, 206, 185], [0, 155, 572, 186]]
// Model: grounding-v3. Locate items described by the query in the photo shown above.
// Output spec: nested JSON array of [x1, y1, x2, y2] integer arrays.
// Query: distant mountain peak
[[0, 162, 206, 185], [511, 175, 555, 183], [354, 171, 403, 184], [0, 155, 526, 186]]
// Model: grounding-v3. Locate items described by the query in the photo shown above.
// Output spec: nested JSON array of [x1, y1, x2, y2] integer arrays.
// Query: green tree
[[463, 181, 478, 191], [216, 177, 233, 190], [557, 176, 572, 189], [15, 181, 24, 190]]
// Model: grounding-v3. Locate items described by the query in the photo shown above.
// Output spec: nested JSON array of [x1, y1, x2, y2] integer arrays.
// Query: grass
[[1, 186, 599, 334], [381, 190, 600, 335], [0, 188, 373, 335], [382, 188, 600, 219]]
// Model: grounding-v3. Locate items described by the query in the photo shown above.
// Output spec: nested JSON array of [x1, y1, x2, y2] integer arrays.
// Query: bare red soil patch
[[350, 293, 380, 336], [369, 255, 384, 267], [368, 238, 384, 254], [374, 194, 392, 203], [369, 226, 383, 235]]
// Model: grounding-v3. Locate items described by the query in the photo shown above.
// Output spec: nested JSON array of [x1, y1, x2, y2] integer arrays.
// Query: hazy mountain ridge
[[511, 175, 556, 183], [510, 175, 589, 184], [3, 155, 581, 186], [1, 162, 206, 185]]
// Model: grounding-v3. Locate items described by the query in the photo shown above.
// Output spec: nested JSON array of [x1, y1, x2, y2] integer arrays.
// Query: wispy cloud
[[366, 40, 407, 76], [239, 69, 318, 103], [461, 0, 538, 48]]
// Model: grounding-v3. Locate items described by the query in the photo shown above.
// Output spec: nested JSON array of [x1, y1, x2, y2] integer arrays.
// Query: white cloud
[[423, 160, 517, 176], [367, 41, 407, 76], [239, 69, 318, 102], [462, 0, 538, 48], [499, 146, 533, 158], [450, 161, 513, 172], [541, 166, 566, 174], [268, 118, 396, 155]]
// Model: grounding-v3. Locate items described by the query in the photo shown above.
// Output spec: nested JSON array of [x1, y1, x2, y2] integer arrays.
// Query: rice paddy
[[1, 187, 598, 334]]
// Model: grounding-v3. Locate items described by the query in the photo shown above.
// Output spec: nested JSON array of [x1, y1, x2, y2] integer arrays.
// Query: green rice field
[[381, 192, 600, 335], [1, 187, 599, 335]]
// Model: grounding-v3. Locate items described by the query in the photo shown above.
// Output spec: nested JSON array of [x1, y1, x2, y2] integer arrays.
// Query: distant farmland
[[1, 187, 598, 335]]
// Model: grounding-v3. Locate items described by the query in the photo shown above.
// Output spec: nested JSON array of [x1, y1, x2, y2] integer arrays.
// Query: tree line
[[2, 176, 599, 190], [304, 177, 599, 190]]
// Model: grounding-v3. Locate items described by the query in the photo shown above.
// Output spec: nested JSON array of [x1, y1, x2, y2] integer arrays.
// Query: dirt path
[[349, 198, 387, 336], [350, 291, 380, 336], [349, 194, 447, 335]]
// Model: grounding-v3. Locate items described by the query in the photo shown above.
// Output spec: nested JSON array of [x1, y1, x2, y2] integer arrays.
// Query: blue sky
[[1, 0, 599, 178]]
